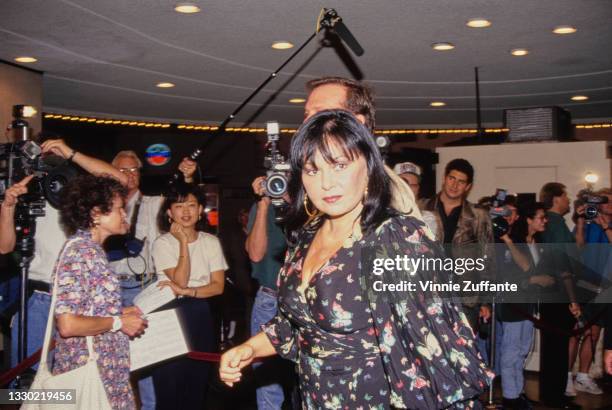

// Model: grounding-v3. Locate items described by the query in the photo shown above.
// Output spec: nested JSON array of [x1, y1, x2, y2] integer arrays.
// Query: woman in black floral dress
[[220, 110, 493, 409]]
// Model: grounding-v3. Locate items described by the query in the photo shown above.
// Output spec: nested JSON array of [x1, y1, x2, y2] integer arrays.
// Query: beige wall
[[436, 141, 611, 228], [0, 62, 43, 143]]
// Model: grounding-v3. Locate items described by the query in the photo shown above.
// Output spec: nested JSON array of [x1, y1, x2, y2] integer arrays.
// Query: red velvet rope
[[2, 308, 602, 386]]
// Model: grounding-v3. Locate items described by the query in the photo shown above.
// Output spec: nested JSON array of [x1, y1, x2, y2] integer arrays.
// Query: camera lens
[[585, 205, 598, 220], [265, 174, 288, 198]]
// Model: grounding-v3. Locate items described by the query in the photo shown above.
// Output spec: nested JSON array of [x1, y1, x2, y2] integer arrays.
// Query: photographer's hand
[[0, 175, 34, 254], [1, 175, 34, 209], [41, 139, 73, 159], [252, 176, 270, 206], [574, 204, 587, 247]]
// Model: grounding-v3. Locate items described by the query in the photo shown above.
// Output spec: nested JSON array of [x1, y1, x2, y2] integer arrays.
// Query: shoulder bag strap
[[39, 238, 98, 367]]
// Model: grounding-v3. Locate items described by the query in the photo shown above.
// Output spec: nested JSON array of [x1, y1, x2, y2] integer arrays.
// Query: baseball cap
[[393, 161, 422, 177]]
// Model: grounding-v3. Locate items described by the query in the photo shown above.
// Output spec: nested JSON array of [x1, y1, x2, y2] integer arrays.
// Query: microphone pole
[[171, 8, 363, 183]]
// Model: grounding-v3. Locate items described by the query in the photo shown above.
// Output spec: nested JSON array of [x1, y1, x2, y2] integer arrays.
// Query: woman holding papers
[[53, 175, 147, 409], [152, 183, 228, 409], [220, 110, 492, 409]]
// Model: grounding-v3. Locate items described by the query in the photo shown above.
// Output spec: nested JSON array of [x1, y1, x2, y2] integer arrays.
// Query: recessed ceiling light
[[289, 98, 305, 103], [571, 95, 588, 101], [14, 56, 37, 63], [466, 18, 491, 28], [432, 42, 455, 51], [271, 41, 294, 50], [156, 82, 175, 88], [553, 25, 577, 35], [174, 3, 200, 13], [430, 101, 446, 107], [510, 48, 529, 56]]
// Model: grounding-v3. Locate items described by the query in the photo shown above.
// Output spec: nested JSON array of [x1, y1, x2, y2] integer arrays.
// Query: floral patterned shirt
[[52, 230, 134, 410], [263, 215, 493, 409]]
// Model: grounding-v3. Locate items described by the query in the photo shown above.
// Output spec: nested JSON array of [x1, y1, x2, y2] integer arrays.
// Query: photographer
[[0, 175, 34, 254], [496, 202, 555, 409], [565, 188, 612, 396], [538, 182, 582, 409], [10, 139, 129, 373], [245, 176, 292, 409]]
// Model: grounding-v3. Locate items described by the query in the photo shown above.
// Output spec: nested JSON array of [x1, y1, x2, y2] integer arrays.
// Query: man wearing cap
[[393, 161, 441, 241]]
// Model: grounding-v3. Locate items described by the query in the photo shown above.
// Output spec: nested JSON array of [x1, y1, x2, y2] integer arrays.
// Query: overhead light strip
[[43, 113, 612, 134]]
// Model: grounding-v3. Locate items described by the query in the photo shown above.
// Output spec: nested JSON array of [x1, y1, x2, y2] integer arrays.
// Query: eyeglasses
[[118, 167, 140, 174]]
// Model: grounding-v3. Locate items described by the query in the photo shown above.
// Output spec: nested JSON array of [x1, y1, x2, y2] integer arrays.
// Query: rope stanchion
[[187, 351, 264, 364], [187, 351, 222, 363], [0, 340, 55, 387]]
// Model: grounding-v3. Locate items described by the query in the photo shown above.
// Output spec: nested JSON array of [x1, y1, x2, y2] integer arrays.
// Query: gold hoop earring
[[303, 194, 317, 218], [364, 186, 369, 201]]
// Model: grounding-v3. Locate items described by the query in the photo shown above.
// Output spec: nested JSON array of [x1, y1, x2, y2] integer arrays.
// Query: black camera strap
[[129, 192, 142, 238]]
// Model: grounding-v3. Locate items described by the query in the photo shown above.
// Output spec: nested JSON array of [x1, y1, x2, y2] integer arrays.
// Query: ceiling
[[1, 0, 611, 128]]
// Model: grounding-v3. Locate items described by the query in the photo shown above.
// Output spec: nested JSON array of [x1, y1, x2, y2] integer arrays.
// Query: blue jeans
[[500, 320, 534, 399], [120, 275, 156, 410], [11, 291, 52, 370], [251, 288, 284, 410]]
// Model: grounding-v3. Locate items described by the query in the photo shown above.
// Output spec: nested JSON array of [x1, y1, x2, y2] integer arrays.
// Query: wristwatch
[[111, 316, 122, 332]]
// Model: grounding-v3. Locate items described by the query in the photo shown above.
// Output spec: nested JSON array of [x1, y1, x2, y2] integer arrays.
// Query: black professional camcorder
[[576, 189, 609, 222], [262, 121, 290, 220], [1, 106, 76, 254], [484, 189, 512, 239]]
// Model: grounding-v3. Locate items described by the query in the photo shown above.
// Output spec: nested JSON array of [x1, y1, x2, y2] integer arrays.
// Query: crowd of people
[[0, 75, 610, 410]]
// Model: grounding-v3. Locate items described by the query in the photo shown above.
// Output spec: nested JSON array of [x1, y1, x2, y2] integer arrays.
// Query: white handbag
[[21, 238, 112, 410]]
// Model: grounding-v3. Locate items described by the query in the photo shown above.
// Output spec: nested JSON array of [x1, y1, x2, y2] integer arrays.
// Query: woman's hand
[[157, 280, 188, 296], [219, 344, 255, 387], [120, 312, 147, 337], [529, 274, 555, 287], [170, 222, 189, 244]]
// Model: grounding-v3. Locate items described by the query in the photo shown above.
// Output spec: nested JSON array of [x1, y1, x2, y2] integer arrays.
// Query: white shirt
[[153, 232, 228, 287], [109, 193, 163, 276], [29, 203, 67, 284], [528, 242, 541, 266]]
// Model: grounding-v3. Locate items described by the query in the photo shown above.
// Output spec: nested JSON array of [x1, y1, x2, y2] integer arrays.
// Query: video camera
[[485, 189, 513, 239], [262, 121, 290, 220], [576, 189, 609, 222], [0, 106, 76, 254]]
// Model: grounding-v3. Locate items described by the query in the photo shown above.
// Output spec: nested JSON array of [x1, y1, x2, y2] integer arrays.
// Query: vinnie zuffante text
[[369, 255, 517, 293]]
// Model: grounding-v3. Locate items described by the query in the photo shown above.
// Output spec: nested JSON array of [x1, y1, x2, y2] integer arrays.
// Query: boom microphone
[[320, 8, 364, 56]]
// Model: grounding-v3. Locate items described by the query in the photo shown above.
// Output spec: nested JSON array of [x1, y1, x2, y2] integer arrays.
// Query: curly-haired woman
[[52, 175, 147, 409]]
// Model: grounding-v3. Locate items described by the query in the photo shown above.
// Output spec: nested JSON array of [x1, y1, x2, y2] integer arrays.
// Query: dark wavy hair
[[158, 183, 207, 233], [511, 201, 547, 243], [285, 109, 393, 237], [60, 175, 127, 235]]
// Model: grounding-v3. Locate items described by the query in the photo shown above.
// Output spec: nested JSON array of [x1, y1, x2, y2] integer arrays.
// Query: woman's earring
[[363, 186, 369, 201], [303, 194, 317, 218], [168, 216, 172, 224]]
